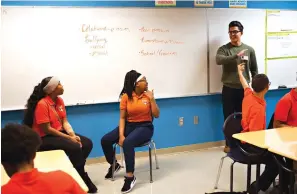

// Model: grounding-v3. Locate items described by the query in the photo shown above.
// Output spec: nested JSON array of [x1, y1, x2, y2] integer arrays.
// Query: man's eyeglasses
[[228, 30, 241, 35]]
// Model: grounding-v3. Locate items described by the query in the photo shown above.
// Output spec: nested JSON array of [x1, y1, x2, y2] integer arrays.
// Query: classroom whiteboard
[[208, 9, 266, 93], [266, 10, 297, 89], [267, 58, 297, 89], [1, 7, 208, 110]]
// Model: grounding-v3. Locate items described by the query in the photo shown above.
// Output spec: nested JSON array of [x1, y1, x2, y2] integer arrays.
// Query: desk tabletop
[[269, 142, 297, 161], [34, 150, 73, 169], [232, 127, 297, 149]]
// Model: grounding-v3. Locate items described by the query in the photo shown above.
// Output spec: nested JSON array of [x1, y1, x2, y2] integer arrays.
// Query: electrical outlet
[[194, 116, 198, 124], [179, 117, 184, 126]]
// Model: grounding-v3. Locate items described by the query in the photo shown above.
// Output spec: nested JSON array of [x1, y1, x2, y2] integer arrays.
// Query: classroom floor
[[85, 147, 286, 194]]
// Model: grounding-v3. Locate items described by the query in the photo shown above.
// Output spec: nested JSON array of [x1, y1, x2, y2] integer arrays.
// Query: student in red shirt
[[101, 70, 160, 193], [237, 64, 280, 194], [273, 87, 297, 192], [22, 76, 97, 193], [274, 88, 297, 128], [1, 123, 86, 194], [239, 64, 269, 133]]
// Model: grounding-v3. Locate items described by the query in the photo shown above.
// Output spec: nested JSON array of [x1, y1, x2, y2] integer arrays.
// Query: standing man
[[216, 21, 258, 153]]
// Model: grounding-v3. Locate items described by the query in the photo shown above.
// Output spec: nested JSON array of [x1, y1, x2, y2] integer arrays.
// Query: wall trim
[[86, 140, 225, 165]]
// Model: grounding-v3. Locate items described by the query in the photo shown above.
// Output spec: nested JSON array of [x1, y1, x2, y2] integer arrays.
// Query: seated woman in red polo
[[23, 76, 97, 193], [101, 70, 160, 193]]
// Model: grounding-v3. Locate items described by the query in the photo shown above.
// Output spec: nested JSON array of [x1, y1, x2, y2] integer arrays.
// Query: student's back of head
[[1, 123, 41, 177], [251, 74, 270, 93]]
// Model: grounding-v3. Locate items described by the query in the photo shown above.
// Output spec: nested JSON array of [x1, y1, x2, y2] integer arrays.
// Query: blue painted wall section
[[1, 89, 290, 158]]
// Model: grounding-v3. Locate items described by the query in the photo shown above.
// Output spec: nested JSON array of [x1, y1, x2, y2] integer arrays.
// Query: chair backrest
[[223, 112, 243, 148], [267, 113, 275, 129]]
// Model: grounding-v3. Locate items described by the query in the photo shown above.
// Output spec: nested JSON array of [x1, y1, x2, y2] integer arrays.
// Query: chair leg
[[214, 155, 227, 189], [151, 141, 159, 169], [246, 164, 252, 191], [120, 146, 124, 168], [279, 166, 284, 194], [149, 145, 153, 183], [112, 144, 117, 181], [289, 173, 294, 194], [256, 164, 261, 192], [273, 179, 276, 187], [230, 161, 236, 192]]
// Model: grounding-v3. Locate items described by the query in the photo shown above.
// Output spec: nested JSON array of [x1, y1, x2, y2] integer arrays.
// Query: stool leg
[[112, 144, 117, 181], [120, 146, 124, 168], [149, 145, 153, 183], [152, 141, 159, 169]]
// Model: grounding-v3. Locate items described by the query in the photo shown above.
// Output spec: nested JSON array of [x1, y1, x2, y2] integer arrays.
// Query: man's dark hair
[[229, 21, 244, 32], [1, 123, 41, 165], [252, 74, 270, 93]]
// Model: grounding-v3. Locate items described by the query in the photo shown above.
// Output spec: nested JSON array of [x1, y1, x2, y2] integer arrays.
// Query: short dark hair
[[1, 123, 41, 165], [229, 21, 244, 32], [252, 74, 270, 93]]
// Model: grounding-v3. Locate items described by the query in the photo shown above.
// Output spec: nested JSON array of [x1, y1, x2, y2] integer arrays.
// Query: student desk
[[233, 127, 297, 192], [232, 127, 297, 150], [268, 142, 297, 161], [1, 150, 88, 192]]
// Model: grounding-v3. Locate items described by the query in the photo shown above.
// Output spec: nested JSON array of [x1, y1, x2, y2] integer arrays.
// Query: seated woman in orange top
[[22, 76, 97, 193], [101, 70, 160, 193], [1, 123, 86, 194]]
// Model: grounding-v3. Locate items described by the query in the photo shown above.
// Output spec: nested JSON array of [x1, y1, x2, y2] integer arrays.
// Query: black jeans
[[39, 131, 93, 170], [222, 85, 244, 146], [101, 122, 154, 173]]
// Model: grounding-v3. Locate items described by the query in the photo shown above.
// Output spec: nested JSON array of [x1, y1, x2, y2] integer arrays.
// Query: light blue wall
[[1, 0, 294, 158], [1, 89, 290, 158]]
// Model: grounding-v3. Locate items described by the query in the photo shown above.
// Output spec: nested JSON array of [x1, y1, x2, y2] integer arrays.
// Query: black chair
[[267, 113, 279, 187], [272, 153, 296, 194], [112, 140, 159, 183], [267, 113, 275, 130], [214, 112, 266, 192]]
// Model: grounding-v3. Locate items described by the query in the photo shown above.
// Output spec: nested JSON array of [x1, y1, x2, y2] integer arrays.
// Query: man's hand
[[237, 49, 248, 57]]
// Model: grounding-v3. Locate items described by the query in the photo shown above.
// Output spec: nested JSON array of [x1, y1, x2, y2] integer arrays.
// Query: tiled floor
[[86, 147, 282, 194]]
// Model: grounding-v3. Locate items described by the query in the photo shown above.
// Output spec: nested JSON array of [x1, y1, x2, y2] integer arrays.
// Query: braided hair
[[23, 77, 52, 127], [119, 70, 141, 101]]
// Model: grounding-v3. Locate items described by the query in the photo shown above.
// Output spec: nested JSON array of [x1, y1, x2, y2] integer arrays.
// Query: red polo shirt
[[33, 96, 67, 137], [1, 168, 86, 194], [274, 89, 297, 127], [241, 88, 266, 133]]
